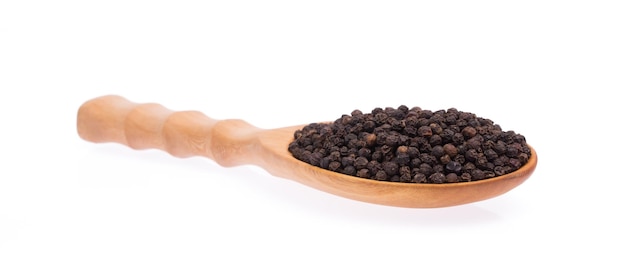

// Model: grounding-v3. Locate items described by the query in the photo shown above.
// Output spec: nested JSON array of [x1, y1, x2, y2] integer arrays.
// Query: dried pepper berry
[[288, 106, 531, 183]]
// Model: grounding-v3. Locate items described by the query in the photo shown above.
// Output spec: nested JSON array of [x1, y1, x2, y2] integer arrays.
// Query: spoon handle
[[77, 95, 261, 167]]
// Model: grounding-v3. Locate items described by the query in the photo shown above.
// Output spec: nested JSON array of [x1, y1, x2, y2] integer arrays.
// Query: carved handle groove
[[77, 95, 260, 167]]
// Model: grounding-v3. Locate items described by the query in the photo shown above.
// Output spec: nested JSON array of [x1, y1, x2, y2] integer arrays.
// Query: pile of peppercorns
[[288, 105, 531, 184]]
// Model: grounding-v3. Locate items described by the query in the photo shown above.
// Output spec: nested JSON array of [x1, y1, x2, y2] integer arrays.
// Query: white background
[[1, 1, 624, 277]]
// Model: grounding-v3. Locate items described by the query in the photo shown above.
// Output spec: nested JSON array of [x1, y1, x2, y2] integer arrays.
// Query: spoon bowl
[[77, 95, 537, 208]]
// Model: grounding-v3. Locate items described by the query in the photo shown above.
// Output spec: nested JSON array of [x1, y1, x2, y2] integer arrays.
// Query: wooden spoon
[[77, 95, 537, 208]]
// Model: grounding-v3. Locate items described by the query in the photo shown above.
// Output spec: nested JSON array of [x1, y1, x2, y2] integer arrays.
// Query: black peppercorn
[[358, 148, 372, 159], [460, 172, 472, 182], [484, 149, 498, 161], [466, 137, 482, 151], [446, 161, 463, 173], [356, 169, 370, 178], [395, 153, 411, 166], [508, 158, 522, 169], [462, 126, 477, 139], [446, 173, 458, 183], [419, 163, 433, 176], [431, 145, 445, 158], [463, 162, 476, 172], [429, 134, 443, 146], [371, 150, 383, 162], [382, 161, 400, 176], [385, 134, 399, 147], [367, 160, 382, 173], [400, 173, 412, 182], [471, 169, 486, 180], [417, 126, 433, 137], [452, 132, 465, 145], [412, 173, 427, 183], [429, 123, 443, 135], [465, 149, 479, 162], [364, 133, 377, 147], [419, 153, 437, 165], [288, 105, 531, 184], [328, 161, 341, 172], [441, 129, 455, 143], [518, 153, 529, 164], [494, 166, 506, 176], [320, 157, 331, 169], [308, 152, 323, 166], [420, 110, 433, 119], [439, 154, 451, 165], [399, 166, 411, 176], [433, 164, 444, 174], [443, 143, 458, 157], [343, 166, 356, 176], [506, 145, 520, 158], [354, 156, 369, 169], [429, 172, 446, 184], [374, 170, 388, 181]]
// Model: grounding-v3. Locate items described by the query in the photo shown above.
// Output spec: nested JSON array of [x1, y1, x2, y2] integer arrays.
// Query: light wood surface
[[77, 95, 538, 208]]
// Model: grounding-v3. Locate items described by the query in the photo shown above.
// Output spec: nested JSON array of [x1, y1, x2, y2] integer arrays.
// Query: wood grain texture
[[77, 95, 538, 208]]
